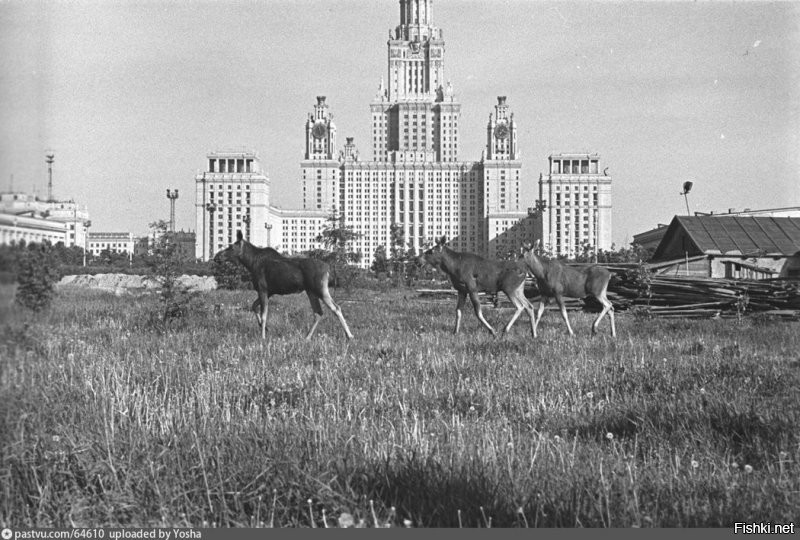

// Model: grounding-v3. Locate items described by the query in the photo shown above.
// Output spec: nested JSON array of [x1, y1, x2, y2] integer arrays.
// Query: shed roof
[[651, 216, 800, 261]]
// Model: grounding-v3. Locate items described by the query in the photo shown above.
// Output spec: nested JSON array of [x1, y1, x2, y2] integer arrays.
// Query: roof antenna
[[680, 180, 693, 216]]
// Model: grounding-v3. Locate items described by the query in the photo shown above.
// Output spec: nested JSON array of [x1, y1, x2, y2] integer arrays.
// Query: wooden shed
[[647, 216, 800, 279]]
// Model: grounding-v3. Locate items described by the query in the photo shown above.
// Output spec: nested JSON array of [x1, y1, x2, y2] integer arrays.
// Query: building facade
[[194, 0, 537, 266], [0, 191, 90, 248], [194, 150, 272, 260], [87, 232, 135, 259], [535, 153, 612, 258], [0, 212, 67, 246]]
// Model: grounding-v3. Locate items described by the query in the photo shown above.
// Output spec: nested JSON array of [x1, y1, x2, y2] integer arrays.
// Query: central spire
[[395, 0, 439, 42], [387, 0, 445, 102], [400, 0, 432, 27]]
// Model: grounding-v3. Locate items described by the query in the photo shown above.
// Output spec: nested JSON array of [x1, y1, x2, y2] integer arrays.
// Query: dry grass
[[1, 285, 798, 527]]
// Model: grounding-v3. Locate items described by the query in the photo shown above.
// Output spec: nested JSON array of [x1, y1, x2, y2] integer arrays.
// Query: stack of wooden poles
[[417, 265, 800, 319]]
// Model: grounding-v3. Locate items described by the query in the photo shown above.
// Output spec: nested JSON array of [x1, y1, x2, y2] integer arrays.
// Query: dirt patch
[[58, 274, 217, 295]]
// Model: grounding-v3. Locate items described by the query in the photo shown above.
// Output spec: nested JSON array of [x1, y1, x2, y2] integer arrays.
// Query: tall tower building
[[371, 0, 460, 164], [195, 0, 579, 267], [301, 96, 339, 213]]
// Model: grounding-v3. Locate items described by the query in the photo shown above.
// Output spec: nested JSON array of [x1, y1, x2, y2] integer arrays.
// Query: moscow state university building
[[196, 0, 536, 266]]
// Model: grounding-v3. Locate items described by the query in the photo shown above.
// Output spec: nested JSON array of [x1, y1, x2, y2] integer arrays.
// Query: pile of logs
[[418, 265, 800, 320], [567, 264, 800, 319], [603, 272, 800, 319]]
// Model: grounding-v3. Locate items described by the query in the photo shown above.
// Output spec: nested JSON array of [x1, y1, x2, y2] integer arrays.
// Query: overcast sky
[[1, 0, 798, 247]]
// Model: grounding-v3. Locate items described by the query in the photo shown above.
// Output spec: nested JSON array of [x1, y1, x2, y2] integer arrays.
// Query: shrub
[[145, 221, 203, 330], [14, 243, 60, 312]]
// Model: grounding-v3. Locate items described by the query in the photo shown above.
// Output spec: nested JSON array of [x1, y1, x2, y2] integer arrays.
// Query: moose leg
[[320, 289, 354, 340], [304, 293, 326, 340], [502, 291, 524, 335], [258, 291, 269, 340], [534, 297, 549, 333], [454, 291, 467, 334], [470, 291, 497, 336], [592, 294, 616, 338], [521, 290, 538, 338], [251, 298, 262, 325], [555, 295, 575, 336], [503, 285, 535, 336]]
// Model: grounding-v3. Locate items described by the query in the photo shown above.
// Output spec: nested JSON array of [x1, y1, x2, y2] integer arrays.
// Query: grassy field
[[1, 284, 798, 527]]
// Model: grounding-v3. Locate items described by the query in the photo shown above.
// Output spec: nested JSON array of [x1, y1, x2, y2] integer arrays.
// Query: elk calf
[[214, 231, 353, 340], [419, 237, 536, 336], [520, 243, 616, 337]]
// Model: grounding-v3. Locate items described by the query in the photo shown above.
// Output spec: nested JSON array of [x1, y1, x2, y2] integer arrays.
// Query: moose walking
[[519, 242, 616, 337], [419, 237, 537, 336], [214, 231, 354, 340]]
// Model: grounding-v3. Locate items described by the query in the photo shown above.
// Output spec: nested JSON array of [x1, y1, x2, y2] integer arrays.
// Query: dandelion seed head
[[338, 512, 354, 528], [731, 462, 739, 469], [744, 464, 753, 473], [699, 387, 706, 395], [52, 435, 60, 443], [606, 432, 614, 440], [586, 392, 594, 399], [691, 460, 699, 469]]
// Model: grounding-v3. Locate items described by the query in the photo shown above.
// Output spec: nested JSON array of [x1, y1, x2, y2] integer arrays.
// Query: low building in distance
[[647, 215, 800, 279]]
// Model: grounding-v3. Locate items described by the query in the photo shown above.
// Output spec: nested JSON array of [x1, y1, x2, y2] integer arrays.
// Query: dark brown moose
[[214, 231, 354, 340], [418, 236, 536, 336], [519, 242, 616, 337]]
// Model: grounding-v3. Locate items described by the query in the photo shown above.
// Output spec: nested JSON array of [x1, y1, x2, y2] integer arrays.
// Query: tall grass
[[1, 285, 798, 527]]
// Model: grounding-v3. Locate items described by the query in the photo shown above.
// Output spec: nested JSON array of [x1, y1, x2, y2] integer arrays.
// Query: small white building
[[88, 232, 135, 260]]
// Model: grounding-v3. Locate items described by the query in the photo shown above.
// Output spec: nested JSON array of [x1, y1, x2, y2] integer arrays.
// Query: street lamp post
[[205, 202, 217, 260], [264, 223, 272, 247], [166, 189, 179, 233], [527, 199, 548, 252], [242, 214, 251, 240], [83, 220, 91, 267], [680, 180, 694, 216]]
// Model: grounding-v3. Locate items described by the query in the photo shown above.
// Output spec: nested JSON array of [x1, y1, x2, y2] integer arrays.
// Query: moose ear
[[236, 230, 243, 242], [438, 235, 447, 246], [521, 242, 532, 252]]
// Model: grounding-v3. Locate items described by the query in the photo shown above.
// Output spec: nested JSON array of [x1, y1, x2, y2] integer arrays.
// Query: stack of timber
[[418, 266, 800, 319], [605, 273, 800, 319]]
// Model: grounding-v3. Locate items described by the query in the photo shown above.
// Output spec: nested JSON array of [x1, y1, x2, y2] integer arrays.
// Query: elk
[[418, 237, 537, 336], [519, 243, 616, 337], [214, 231, 354, 340]]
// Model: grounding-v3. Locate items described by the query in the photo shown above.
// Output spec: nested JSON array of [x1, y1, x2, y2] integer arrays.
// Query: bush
[[14, 243, 60, 312]]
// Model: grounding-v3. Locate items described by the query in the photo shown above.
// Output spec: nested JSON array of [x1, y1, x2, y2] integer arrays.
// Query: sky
[[1, 0, 798, 247]]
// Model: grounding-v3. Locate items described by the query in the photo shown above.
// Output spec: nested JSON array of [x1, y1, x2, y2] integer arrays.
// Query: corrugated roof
[[675, 216, 800, 256]]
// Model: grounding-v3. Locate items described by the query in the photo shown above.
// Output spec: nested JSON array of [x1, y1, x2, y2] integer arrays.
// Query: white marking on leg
[[322, 292, 354, 339]]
